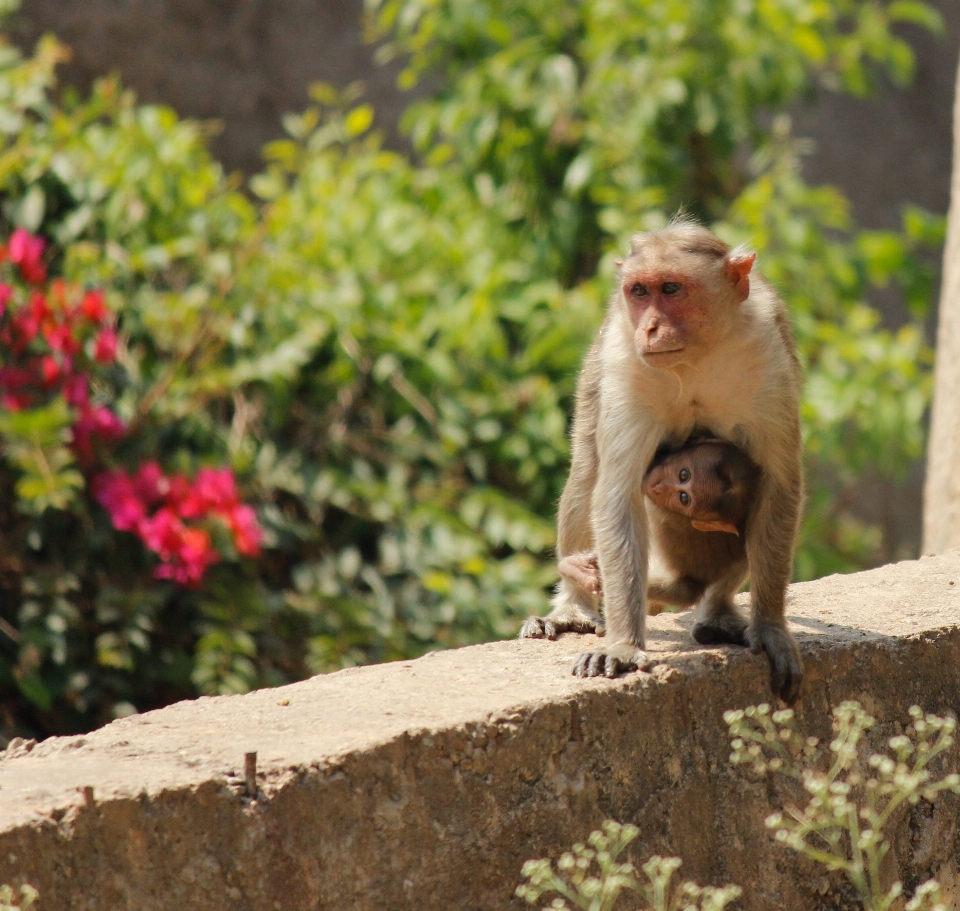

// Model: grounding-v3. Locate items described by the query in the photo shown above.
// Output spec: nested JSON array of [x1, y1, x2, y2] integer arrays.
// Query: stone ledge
[[3, 552, 960, 910]]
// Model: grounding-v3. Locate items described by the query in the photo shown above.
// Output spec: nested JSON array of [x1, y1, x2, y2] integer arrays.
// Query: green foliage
[[725, 702, 960, 911], [516, 820, 741, 911], [369, 0, 944, 575], [0, 0, 946, 737]]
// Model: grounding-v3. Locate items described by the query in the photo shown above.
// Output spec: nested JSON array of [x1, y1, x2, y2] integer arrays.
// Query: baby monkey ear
[[725, 251, 756, 303], [691, 519, 739, 536]]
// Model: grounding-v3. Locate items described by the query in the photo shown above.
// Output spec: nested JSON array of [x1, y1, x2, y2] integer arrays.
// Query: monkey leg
[[647, 577, 704, 615], [690, 561, 750, 647]]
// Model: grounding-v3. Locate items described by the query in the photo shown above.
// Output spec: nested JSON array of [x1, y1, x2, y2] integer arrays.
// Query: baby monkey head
[[642, 439, 759, 535]]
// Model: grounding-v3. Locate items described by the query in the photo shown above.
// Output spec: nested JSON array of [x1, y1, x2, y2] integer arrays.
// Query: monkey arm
[[571, 414, 660, 677]]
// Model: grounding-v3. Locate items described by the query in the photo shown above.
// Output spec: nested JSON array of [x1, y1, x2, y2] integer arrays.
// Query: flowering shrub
[[0, 226, 261, 589]]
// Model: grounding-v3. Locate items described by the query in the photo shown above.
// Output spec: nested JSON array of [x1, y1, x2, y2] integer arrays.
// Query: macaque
[[557, 438, 759, 606], [520, 219, 804, 703]]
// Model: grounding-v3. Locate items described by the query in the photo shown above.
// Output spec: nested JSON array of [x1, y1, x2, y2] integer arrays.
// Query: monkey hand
[[557, 553, 601, 595], [746, 621, 803, 705], [572, 643, 650, 679]]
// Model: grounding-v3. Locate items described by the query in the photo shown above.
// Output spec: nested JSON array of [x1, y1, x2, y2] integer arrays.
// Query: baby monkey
[[558, 439, 759, 617]]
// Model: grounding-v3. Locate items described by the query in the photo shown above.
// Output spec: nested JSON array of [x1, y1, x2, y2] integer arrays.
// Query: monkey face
[[619, 234, 756, 367], [642, 442, 750, 536]]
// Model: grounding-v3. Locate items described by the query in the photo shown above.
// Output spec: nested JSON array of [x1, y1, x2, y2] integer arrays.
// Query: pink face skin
[[643, 443, 745, 535], [642, 456, 700, 516], [621, 271, 705, 365]]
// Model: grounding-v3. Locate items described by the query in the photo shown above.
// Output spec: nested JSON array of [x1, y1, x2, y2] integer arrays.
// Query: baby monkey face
[[642, 440, 757, 536]]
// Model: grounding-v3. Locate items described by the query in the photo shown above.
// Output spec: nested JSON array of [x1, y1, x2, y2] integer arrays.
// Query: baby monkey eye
[[630, 283, 649, 297], [678, 491, 690, 506], [661, 282, 682, 295], [679, 468, 690, 482]]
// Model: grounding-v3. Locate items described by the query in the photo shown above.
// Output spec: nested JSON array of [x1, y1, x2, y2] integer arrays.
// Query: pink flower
[[62, 373, 89, 407], [39, 355, 60, 388], [138, 508, 185, 560], [93, 327, 118, 364], [141, 511, 221, 585], [93, 471, 146, 532], [72, 405, 126, 461], [8, 229, 46, 285], [85, 405, 126, 440], [1, 392, 29, 411], [0, 283, 11, 318], [192, 467, 238, 513], [224, 504, 262, 557], [133, 462, 167, 508]]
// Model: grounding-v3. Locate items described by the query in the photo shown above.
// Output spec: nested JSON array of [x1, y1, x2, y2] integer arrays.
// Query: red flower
[[44, 322, 81, 356], [192, 467, 238, 513], [9, 229, 46, 285], [10, 310, 40, 352], [0, 283, 11, 318], [79, 290, 108, 323], [93, 327, 118, 364], [156, 527, 220, 587]]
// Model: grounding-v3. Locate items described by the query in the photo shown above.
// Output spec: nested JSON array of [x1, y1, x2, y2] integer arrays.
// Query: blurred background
[[0, 0, 955, 740]]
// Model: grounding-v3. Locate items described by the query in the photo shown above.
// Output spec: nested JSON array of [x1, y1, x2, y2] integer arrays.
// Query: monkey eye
[[630, 283, 649, 297], [679, 468, 690, 482], [678, 491, 690, 506], [661, 282, 682, 295]]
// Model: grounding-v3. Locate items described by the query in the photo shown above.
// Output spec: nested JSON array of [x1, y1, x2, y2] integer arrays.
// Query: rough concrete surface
[[3, 552, 960, 910]]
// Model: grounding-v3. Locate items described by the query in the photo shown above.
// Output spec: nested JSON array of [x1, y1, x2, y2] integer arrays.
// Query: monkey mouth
[[643, 348, 684, 358]]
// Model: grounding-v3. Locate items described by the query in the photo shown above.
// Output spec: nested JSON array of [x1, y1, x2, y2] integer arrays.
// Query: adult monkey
[[520, 219, 804, 704]]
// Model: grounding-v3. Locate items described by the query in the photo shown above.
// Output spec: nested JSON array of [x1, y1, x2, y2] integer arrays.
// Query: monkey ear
[[725, 251, 756, 303], [615, 259, 623, 268], [691, 519, 740, 536]]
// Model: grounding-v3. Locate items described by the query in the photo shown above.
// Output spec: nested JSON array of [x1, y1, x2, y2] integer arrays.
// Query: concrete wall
[[3, 551, 960, 910]]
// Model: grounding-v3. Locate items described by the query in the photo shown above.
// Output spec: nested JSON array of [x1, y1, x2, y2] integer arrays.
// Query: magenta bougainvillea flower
[[0, 228, 263, 588]]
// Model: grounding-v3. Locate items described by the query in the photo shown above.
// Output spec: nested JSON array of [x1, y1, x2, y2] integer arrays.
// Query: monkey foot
[[691, 614, 749, 647], [519, 610, 605, 641], [746, 622, 804, 705], [519, 616, 561, 640], [571, 645, 650, 679]]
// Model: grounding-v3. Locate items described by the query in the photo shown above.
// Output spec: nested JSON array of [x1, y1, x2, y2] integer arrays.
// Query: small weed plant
[[516, 820, 741, 911], [0, 885, 36, 911], [519, 703, 960, 911], [725, 701, 960, 911]]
